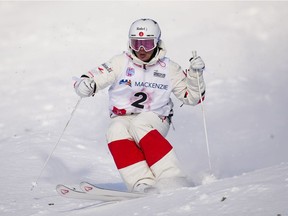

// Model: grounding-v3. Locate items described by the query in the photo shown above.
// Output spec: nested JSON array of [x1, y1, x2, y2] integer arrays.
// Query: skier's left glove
[[74, 75, 96, 98], [189, 56, 205, 73]]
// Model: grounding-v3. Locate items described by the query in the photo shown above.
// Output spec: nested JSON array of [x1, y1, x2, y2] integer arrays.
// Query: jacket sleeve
[[81, 54, 126, 92], [169, 60, 206, 106]]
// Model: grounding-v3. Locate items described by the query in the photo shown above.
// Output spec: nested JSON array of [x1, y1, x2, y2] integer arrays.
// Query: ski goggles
[[130, 38, 157, 52]]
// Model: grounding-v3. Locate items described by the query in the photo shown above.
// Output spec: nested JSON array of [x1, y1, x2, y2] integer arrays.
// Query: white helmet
[[128, 18, 161, 52]]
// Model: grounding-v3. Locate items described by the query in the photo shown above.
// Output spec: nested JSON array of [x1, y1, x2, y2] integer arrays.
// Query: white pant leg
[[128, 112, 187, 188], [106, 115, 156, 191], [106, 115, 133, 142]]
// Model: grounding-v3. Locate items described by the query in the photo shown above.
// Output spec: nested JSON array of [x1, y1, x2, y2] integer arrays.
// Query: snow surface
[[1, 1, 288, 216]]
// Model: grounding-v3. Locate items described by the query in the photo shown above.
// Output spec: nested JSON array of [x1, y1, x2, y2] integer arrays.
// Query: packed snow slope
[[0, 1, 288, 216]]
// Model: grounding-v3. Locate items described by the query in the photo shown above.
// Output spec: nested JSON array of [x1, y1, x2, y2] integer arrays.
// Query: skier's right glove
[[74, 75, 96, 98]]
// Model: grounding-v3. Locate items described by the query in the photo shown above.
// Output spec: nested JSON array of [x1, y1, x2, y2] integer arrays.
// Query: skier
[[74, 18, 206, 193]]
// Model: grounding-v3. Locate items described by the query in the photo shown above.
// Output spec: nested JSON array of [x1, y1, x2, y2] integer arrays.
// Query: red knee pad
[[139, 129, 173, 167], [108, 139, 145, 169]]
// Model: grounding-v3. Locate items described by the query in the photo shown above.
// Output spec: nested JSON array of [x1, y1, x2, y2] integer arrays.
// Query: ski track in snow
[[1, 2, 288, 216]]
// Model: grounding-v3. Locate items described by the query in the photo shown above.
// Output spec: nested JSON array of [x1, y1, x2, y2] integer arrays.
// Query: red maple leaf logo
[[60, 189, 69, 195], [84, 186, 93, 192]]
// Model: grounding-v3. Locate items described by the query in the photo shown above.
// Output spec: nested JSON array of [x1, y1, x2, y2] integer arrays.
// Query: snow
[[0, 1, 288, 216]]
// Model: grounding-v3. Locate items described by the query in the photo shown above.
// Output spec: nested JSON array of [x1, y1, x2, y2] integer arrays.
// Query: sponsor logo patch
[[112, 106, 127, 115], [119, 79, 132, 87], [101, 63, 113, 73], [153, 71, 166, 78], [134, 81, 168, 90], [126, 67, 135, 77]]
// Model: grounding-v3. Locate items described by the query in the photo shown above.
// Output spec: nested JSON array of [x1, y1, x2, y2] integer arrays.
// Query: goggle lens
[[130, 39, 156, 52]]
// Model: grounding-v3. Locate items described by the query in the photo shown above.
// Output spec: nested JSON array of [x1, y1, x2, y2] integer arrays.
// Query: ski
[[79, 181, 146, 199], [56, 183, 146, 201]]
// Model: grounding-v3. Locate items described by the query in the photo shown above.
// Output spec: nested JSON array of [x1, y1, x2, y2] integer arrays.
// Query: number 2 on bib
[[131, 92, 148, 109]]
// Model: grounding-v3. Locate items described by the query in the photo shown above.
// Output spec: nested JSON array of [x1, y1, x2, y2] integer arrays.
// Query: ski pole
[[31, 97, 82, 191], [192, 50, 212, 173]]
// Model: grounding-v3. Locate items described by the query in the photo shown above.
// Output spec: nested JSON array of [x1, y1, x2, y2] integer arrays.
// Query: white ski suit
[[83, 41, 205, 191]]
